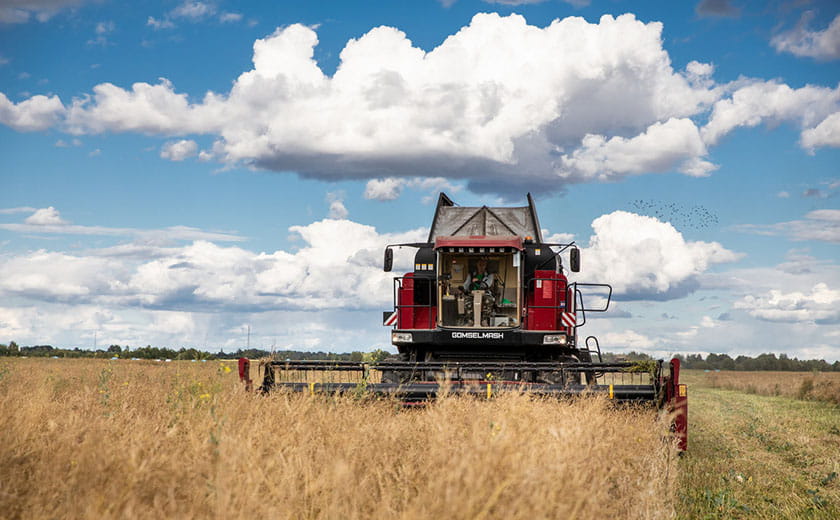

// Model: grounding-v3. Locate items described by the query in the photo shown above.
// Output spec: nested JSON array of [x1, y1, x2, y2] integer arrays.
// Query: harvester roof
[[427, 193, 543, 242]]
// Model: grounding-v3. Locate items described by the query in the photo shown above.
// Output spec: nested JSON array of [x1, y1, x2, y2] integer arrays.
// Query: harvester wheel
[[576, 351, 597, 385], [548, 354, 597, 386], [381, 370, 401, 384], [380, 354, 409, 384]]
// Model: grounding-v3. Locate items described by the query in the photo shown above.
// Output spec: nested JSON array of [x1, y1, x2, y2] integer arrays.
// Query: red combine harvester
[[245, 193, 688, 450]]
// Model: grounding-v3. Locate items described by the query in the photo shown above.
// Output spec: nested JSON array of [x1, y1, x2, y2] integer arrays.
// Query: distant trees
[[580, 350, 839, 372], [601, 351, 657, 363], [20, 345, 55, 356], [0, 341, 18, 357], [675, 352, 838, 372], [0, 342, 398, 363], [707, 353, 736, 370]]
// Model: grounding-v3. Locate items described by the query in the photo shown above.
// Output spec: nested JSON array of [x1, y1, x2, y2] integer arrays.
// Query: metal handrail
[[570, 282, 612, 311], [585, 336, 603, 362], [569, 282, 612, 328]]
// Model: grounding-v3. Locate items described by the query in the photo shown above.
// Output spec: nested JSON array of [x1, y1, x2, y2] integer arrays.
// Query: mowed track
[[678, 375, 840, 519]]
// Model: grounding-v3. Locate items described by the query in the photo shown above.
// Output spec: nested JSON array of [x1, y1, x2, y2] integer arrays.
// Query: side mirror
[[570, 247, 580, 273], [384, 248, 393, 272]]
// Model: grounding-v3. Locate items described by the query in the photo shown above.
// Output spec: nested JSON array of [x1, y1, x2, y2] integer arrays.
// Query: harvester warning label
[[561, 312, 576, 327]]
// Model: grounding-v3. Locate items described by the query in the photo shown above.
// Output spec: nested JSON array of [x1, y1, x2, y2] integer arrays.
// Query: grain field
[[0, 358, 678, 520]]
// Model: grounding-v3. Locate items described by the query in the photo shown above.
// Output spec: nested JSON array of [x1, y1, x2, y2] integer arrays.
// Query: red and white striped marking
[[384, 311, 398, 326], [561, 312, 576, 328]]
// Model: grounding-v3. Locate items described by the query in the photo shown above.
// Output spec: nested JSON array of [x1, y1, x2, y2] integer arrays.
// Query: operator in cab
[[461, 257, 494, 294]]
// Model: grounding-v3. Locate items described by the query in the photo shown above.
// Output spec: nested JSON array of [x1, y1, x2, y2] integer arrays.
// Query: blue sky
[[1, 0, 839, 360]]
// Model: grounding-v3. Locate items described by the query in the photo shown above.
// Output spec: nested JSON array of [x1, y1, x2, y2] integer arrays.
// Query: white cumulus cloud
[[24, 206, 67, 225], [160, 139, 198, 161], [65, 78, 216, 135], [735, 283, 840, 323], [558, 118, 717, 180], [580, 211, 741, 299], [1, 13, 725, 196], [364, 178, 403, 201], [10, 209, 727, 317], [0, 250, 125, 300], [0, 92, 65, 131], [328, 200, 349, 219], [801, 111, 840, 151], [702, 80, 840, 148], [3, 13, 840, 195], [0, 219, 424, 312], [771, 12, 840, 61]]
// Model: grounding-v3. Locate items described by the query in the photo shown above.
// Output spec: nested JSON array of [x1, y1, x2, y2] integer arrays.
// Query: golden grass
[[692, 370, 840, 404], [0, 358, 678, 519]]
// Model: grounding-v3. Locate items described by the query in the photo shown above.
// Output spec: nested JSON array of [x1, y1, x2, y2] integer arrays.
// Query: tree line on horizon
[[0, 341, 393, 364], [0, 342, 837, 371], [598, 351, 840, 372]]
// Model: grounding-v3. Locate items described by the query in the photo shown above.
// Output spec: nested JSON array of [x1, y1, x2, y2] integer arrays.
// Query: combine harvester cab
[[249, 193, 688, 451]]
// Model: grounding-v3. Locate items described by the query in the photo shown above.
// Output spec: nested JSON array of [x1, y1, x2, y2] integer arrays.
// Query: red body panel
[[397, 273, 414, 329], [398, 273, 436, 329], [525, 270, 568, 331]]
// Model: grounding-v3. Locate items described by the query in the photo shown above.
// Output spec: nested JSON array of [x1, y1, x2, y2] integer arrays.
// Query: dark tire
[[380, 353, 409, 384], [575, 350, 597, 384], [381, 369, 402, 384]]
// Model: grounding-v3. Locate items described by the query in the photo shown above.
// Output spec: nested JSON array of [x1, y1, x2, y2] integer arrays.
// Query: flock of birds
[[627, 199, 720, 230]]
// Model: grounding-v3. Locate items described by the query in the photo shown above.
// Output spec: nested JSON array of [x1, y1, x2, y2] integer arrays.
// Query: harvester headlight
[[543, 334, 568, 346], [392, 332, 413, 343]]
